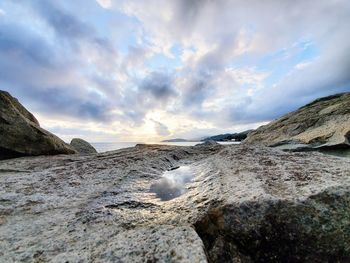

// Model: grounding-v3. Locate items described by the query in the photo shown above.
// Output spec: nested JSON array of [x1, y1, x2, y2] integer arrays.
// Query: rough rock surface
[[0, 90, 76, 159], [0, 144, 349, 262], [244, 92, 350, 149], [70, 138, 97, 154]]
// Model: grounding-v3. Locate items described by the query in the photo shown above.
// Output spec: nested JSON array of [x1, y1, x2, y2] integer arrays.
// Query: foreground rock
[[245, 92, 350, 150], [70, 138, 97, 154], [0, 144, 349, 262], [0, 90, 76, 159]]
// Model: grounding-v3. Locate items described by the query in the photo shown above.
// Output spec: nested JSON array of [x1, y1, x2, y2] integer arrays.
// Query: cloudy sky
[[1, 0, 349, 142]]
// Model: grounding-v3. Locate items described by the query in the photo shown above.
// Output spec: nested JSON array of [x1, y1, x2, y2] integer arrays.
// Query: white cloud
[[2, 0, 350, 141], [295, 61, 312, 70], [0, 9, 5, 16], [96, 0, 112, 9]]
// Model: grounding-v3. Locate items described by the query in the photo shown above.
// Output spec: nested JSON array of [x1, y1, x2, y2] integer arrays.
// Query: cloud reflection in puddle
[[150, 166, 194, 201]]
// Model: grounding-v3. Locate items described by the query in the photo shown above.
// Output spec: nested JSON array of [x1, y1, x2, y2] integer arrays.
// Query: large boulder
[[244, 92, 350, 149], [70, 138, 97, 154], [0, 144, 349, 262], [0, 90, 76, 159]]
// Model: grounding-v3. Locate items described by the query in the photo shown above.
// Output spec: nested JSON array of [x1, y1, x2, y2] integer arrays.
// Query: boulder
[[0, 90, 76, 160], [70, 138, 97, 154], [0, 144, 349, 262], [196, 140, 220, 147], [244, 92, 350, 150]]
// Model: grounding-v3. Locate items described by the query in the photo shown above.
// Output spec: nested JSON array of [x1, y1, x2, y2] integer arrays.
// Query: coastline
[[91, 141, 240, 153]]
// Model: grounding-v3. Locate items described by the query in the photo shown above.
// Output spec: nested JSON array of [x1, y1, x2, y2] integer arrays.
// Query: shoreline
[[90, 141, 240, 153]]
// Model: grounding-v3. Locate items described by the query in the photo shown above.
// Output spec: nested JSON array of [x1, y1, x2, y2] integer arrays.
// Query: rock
[[0, 144, 349, 262], [70, 138, 97, 154], [196, 140, 220, 146], [244, 92, 350, 150], [100, 226, 207, 263], [162, 138, 189, 142], [0, 90, 76, 160], [202, 129, 253, 142]]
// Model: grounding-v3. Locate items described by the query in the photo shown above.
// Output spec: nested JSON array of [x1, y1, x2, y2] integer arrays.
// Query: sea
[[91, 141, 240, 153]]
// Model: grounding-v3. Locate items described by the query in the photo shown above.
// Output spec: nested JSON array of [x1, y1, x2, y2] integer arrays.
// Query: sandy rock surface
[[0, 143, 349, 262]]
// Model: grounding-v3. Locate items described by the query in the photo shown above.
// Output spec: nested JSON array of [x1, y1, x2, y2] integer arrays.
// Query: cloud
[[0, 0, 349, 141], [115, 71, 177, 124], [33, 1, 92, 40], [0, 3, 124, 124], [96, 0, 112, 9], [0, 21, 112, 120], [152, 119, 170, 136], [139, 71, 177, 100], [0, 9, 5, 16]]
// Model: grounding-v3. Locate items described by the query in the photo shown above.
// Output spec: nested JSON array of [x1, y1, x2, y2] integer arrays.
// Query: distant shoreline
[[91, 141, 240, 153]]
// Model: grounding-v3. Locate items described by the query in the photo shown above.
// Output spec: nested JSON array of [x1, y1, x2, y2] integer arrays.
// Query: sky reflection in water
[[150, 166, 194, 201]]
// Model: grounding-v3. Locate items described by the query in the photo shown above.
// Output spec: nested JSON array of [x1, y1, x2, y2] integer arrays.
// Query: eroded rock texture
[[0, 144, 349, 262], [244, 92, 350, 150]]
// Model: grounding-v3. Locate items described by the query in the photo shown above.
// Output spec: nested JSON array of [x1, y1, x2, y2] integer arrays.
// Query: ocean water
[[91, 141, 240, 153]]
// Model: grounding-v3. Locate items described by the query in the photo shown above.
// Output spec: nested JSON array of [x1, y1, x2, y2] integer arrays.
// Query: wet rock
[[0, 90, 76, 160], [244, 92, 350, 150], [70, 138, 97, 154], [0, 144, 349, 262]]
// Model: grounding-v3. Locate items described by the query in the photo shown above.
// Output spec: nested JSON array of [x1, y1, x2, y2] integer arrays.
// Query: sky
[[0, 0, 349, 142]]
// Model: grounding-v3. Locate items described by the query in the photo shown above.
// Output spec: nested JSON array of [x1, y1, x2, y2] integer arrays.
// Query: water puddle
[[150, 166, 195, 201]]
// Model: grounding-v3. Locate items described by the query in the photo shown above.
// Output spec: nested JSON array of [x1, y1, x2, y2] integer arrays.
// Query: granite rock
[[0, 144, 349, 262], [0, 90, 76, 159]]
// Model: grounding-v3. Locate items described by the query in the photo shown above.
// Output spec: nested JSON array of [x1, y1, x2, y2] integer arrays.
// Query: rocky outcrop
[[0, 90, 76, 160], [162, 138, 189, 142], [244, 93, 350, 150], [70, 138, 97, 154], [0, 144, 349, 262], [203, 130, 253, 142]]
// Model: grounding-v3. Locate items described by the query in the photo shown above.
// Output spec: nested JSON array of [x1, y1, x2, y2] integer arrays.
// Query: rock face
[[70, 138, 97, 154], [244, 93, 350, 149], [0, 90, 76, 160], [0, 144, 349, 262]]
